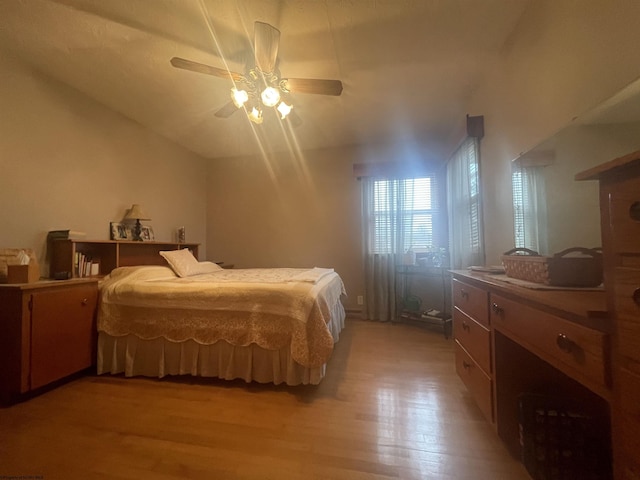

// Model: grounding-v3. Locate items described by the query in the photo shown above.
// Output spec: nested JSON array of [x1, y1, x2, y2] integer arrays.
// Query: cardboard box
[[7, 261, 40, 284]]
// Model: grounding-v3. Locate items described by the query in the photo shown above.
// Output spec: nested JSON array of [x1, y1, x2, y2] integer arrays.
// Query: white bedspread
[[97, 266, 346, 368]]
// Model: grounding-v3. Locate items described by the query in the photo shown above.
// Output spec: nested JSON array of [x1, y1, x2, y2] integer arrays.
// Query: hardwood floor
[[0, 319, 529, 479]]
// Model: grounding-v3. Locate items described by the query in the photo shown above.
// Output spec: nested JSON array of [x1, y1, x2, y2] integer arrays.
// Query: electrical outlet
[[357, 295, 364, 305]]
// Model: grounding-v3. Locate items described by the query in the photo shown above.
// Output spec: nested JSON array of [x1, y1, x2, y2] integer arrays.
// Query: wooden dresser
[[451, 271, 610, 454], [577, 150, 640, 480], [451, 149, 640, 479]]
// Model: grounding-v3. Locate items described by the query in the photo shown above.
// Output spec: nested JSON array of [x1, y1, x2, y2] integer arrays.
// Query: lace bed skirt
[[97, 301, 345, 386]]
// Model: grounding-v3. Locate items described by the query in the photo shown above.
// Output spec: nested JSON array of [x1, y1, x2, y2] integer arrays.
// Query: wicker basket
[[501, 247, 603, 287]]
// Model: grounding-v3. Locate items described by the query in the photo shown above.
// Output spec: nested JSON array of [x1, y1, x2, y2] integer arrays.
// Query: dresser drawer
[[618, 456, 640, 480], [453, 308, 491, 374], [615, 410, 640, 480], [607, 177, 640, 254], [613, 267, 640, 362], [618, 365, 640, 422], [490, 293, 609, 394], [455, 341, 493, 423], [452, 279, 489, 327]]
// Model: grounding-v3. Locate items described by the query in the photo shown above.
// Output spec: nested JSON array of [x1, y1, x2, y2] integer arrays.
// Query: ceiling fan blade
[[214, 101, 240, 118], [281, 78, 343, 96], [170, 57, 244, 82], [254, 21, 280, 73]]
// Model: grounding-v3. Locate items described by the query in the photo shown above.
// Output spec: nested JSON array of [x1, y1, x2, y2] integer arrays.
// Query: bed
[[96, 251, 346, 386]]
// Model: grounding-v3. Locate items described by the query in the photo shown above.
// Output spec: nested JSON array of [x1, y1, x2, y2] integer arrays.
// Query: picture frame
[[141, 225, 155, 242], [110, 222, 131, 241]]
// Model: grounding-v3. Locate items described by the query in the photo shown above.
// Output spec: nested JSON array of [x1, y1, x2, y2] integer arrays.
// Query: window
[[447, 137, 484, 268], [368, 176, 442, 254], [512, 164, 548, 252], [360, 172, 445, 322]]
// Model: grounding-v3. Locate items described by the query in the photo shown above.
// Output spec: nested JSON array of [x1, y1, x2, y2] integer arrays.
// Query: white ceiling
[[0, 0, 531, 160]]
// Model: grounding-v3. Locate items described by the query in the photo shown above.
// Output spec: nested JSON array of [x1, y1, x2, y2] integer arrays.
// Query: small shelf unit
[[49, 240, 199, 278]]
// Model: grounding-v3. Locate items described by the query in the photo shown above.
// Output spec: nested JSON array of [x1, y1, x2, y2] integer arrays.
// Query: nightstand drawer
[[455, 341, 493, 423], [453, 308, 491, 374], [452, 279, 489, 327], [490, 293, 609, 394]]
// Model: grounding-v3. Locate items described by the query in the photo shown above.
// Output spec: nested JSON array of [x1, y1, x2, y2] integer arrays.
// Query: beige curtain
[[361, 178, 407, 322]]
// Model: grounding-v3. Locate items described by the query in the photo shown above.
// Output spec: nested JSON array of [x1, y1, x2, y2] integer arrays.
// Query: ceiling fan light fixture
[[231, 88, 249, 108], [170, 22, 343, 127], [248, 106, 263, 124], [261, 86, 281, 107], [277, 101, 292, 119]]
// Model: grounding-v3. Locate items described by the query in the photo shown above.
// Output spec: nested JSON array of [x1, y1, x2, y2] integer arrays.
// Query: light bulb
[[231, 88, 249, 108], [261, 86, 281, 107], [277, 101, 293, 119], [248, 106, 263, 124]]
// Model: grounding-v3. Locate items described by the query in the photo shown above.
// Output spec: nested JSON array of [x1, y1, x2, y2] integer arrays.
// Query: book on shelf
[[421, 309, 451, 321], [47, 229, 87, 241], [74, 252, 100, 277]]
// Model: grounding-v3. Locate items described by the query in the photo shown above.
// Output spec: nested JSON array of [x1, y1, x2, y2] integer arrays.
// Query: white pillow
[[160, 249, 198, 277], [193, 261, 223, 275], [160, 249, 222, 277]]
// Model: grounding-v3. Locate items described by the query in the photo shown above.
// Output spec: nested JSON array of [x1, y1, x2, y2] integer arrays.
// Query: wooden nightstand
[[0, 278, 98, 404]]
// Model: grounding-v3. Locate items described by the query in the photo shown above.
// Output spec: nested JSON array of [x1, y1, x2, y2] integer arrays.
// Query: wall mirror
[[512, 78, 640, 255]]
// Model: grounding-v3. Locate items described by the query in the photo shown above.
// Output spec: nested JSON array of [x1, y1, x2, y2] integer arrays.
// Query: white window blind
[[369, 177, 441, 254], [512, 168, 527, 248], [467, 151, 482, 254]]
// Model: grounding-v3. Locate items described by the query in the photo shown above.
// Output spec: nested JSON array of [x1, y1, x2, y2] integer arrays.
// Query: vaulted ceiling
[[0, 0, 530, 160]]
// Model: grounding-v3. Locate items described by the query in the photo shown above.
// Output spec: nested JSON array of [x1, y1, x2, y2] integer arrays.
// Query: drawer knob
[[461, 289, 469, 300], [630, 201, 640, 222], [462, 321, 471, 332], [81, 298, 88, 306], [491, 302, 504, 315], [462, 361, 472, 370], [633, 288, 640, 307], [556, 333, 575, 353]]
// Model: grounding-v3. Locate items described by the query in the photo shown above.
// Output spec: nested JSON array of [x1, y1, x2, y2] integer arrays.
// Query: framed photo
[[110, 222, 131, 241], [141, 225, 155, 242]]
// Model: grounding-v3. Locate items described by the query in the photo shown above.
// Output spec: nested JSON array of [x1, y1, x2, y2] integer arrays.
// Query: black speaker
[[467, 114, 484, 139]]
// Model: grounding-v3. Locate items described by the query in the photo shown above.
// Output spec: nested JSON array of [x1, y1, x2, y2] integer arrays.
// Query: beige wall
[[206, 145, 364, 310], [0, 51, 208, 274], [468, 0, 640, 263]]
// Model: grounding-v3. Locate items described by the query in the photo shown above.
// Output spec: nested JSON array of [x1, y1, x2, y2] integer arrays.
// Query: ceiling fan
[[170, 21, 343, 126]]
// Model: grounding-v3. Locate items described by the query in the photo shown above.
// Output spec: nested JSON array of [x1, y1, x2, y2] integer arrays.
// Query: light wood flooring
[[0, 319, 529, 479]]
